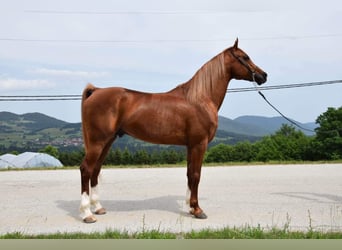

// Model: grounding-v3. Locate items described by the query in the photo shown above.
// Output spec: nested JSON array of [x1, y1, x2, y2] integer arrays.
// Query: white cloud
[[30, 68, 110, 78], [0, 78, 54, 90]]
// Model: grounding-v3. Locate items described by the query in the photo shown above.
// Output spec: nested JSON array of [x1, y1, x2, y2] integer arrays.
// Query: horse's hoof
[[190, 209, 208, 219], [194, 212, 208, 219], [83, 215, 97, 223], [95, 208, 106, 215]]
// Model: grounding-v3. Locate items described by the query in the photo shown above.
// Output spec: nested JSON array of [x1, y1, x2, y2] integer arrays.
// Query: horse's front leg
[[186, 142, 208, 219]]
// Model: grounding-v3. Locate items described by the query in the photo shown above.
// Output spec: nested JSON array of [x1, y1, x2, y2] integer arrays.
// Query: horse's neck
[[182, 53, 231, 110], [174, 72, 231, 111], [210, 75, 231, 110]]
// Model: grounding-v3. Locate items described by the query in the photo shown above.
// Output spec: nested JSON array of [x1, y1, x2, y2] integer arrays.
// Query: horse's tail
[[82, 83, 96, 102], [81, 83, 97, 152]]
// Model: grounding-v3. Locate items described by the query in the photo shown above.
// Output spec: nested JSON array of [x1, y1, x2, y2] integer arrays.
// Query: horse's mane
[[181, 52, 226, 103]]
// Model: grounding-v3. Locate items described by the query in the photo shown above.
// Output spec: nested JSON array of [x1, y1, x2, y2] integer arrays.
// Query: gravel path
[[1, 164, 342, 235]]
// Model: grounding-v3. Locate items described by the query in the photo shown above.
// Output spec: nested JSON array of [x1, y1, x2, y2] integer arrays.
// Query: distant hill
[[0, 112, 68, 131], [0, 112, 82, 152], [0, 112, 316, 153], [234, 115, 317, 136], [218, 116, 267, 136]]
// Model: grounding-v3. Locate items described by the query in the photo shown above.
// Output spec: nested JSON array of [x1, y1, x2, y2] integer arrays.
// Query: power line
[[0, 37, 229, 44], [227, 79, 342, 93], [1, 34, 341, 44], [0, 94, 81, 101], [0, 95, 80, 98], [24, 10, 237, 15], [0, 80, 341, 102], [0, 98, 81, 101]]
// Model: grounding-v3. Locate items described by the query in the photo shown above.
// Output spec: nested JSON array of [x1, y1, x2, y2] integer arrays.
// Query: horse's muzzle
[[255, 72, 267, 85]]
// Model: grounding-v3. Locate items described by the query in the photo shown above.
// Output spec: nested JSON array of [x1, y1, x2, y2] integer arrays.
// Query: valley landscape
[[0, 111, 316, 153]]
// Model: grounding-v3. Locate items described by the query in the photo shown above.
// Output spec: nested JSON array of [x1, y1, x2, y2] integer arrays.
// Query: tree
[[314, 107, 342, 159], [253, 124, 311, 162], [39, 145, 59, 158], [104, 149, 123, 165], [205, 144, 233, 163], [59, 149, 84, 166], [232, 141, 256, 162], [254, 136, 280, 162], [272, 124, 311, 160], [122, 147, 133, 165], [133, 149, 151, 164]]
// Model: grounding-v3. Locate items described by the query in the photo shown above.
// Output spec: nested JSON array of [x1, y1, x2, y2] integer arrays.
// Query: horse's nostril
[[263, 72, 268, 79]]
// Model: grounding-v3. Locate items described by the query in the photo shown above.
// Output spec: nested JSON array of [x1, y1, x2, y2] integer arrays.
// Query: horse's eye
[[243, 55, 250, 61]]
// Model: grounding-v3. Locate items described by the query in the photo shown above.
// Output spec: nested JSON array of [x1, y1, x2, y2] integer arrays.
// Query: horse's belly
[[124, 119, 187, 145]]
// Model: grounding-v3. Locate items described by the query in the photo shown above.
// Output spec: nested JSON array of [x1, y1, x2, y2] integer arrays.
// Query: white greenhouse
[[0, 158, 15, 168], [0, 152, 63, 169], [0, 154, 16, 169]]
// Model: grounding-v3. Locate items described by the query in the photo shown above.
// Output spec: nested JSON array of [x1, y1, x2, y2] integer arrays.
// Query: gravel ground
[[1, 164, 342, 235]]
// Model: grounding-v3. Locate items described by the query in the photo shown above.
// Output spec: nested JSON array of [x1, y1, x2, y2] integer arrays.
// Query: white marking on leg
[[80, 192, 93, 219], [90, 186, 103, 211]]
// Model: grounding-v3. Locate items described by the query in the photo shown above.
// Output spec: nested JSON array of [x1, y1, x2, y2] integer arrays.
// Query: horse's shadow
[[56, 195, 191, 220]]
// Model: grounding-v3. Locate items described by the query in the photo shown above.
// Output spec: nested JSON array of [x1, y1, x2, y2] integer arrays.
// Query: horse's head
[[225, 38, 267, 85]]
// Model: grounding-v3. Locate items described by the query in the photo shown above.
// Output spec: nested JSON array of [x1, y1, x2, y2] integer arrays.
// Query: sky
[[0, 0, 341, 123]]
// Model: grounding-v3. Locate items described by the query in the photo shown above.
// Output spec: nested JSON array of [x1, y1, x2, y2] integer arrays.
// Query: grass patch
[[0, 229, 176, 239], [184, 226, 342, 239], [2, 226, 342, 239]]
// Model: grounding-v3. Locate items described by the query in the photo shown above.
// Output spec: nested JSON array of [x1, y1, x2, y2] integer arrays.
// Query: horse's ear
[[233, 38, 239, 50]]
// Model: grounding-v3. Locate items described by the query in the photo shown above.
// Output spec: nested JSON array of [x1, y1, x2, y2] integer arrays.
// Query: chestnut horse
[[79, 39, 267, 223]]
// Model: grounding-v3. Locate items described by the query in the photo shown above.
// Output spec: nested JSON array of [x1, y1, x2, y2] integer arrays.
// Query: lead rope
[[253, 82, 315, 133]]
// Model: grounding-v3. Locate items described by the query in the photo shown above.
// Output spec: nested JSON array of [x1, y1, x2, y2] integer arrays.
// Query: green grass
[[0, 230, 176, 239], [185, 226, 342, 239], [1, 226, 342, 239]]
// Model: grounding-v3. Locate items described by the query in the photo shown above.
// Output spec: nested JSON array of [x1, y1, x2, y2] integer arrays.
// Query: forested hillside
[[3, 107, 341, 166]]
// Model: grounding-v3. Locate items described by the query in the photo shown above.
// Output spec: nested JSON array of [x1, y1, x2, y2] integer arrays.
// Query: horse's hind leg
[[89, 138, 115, 216], [80, 136, 115, 223], [80, 145, 103, 223]]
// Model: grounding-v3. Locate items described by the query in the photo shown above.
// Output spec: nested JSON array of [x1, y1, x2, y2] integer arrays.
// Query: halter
[[229, 49, 256, 82], [230, 49, 315, 133]]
